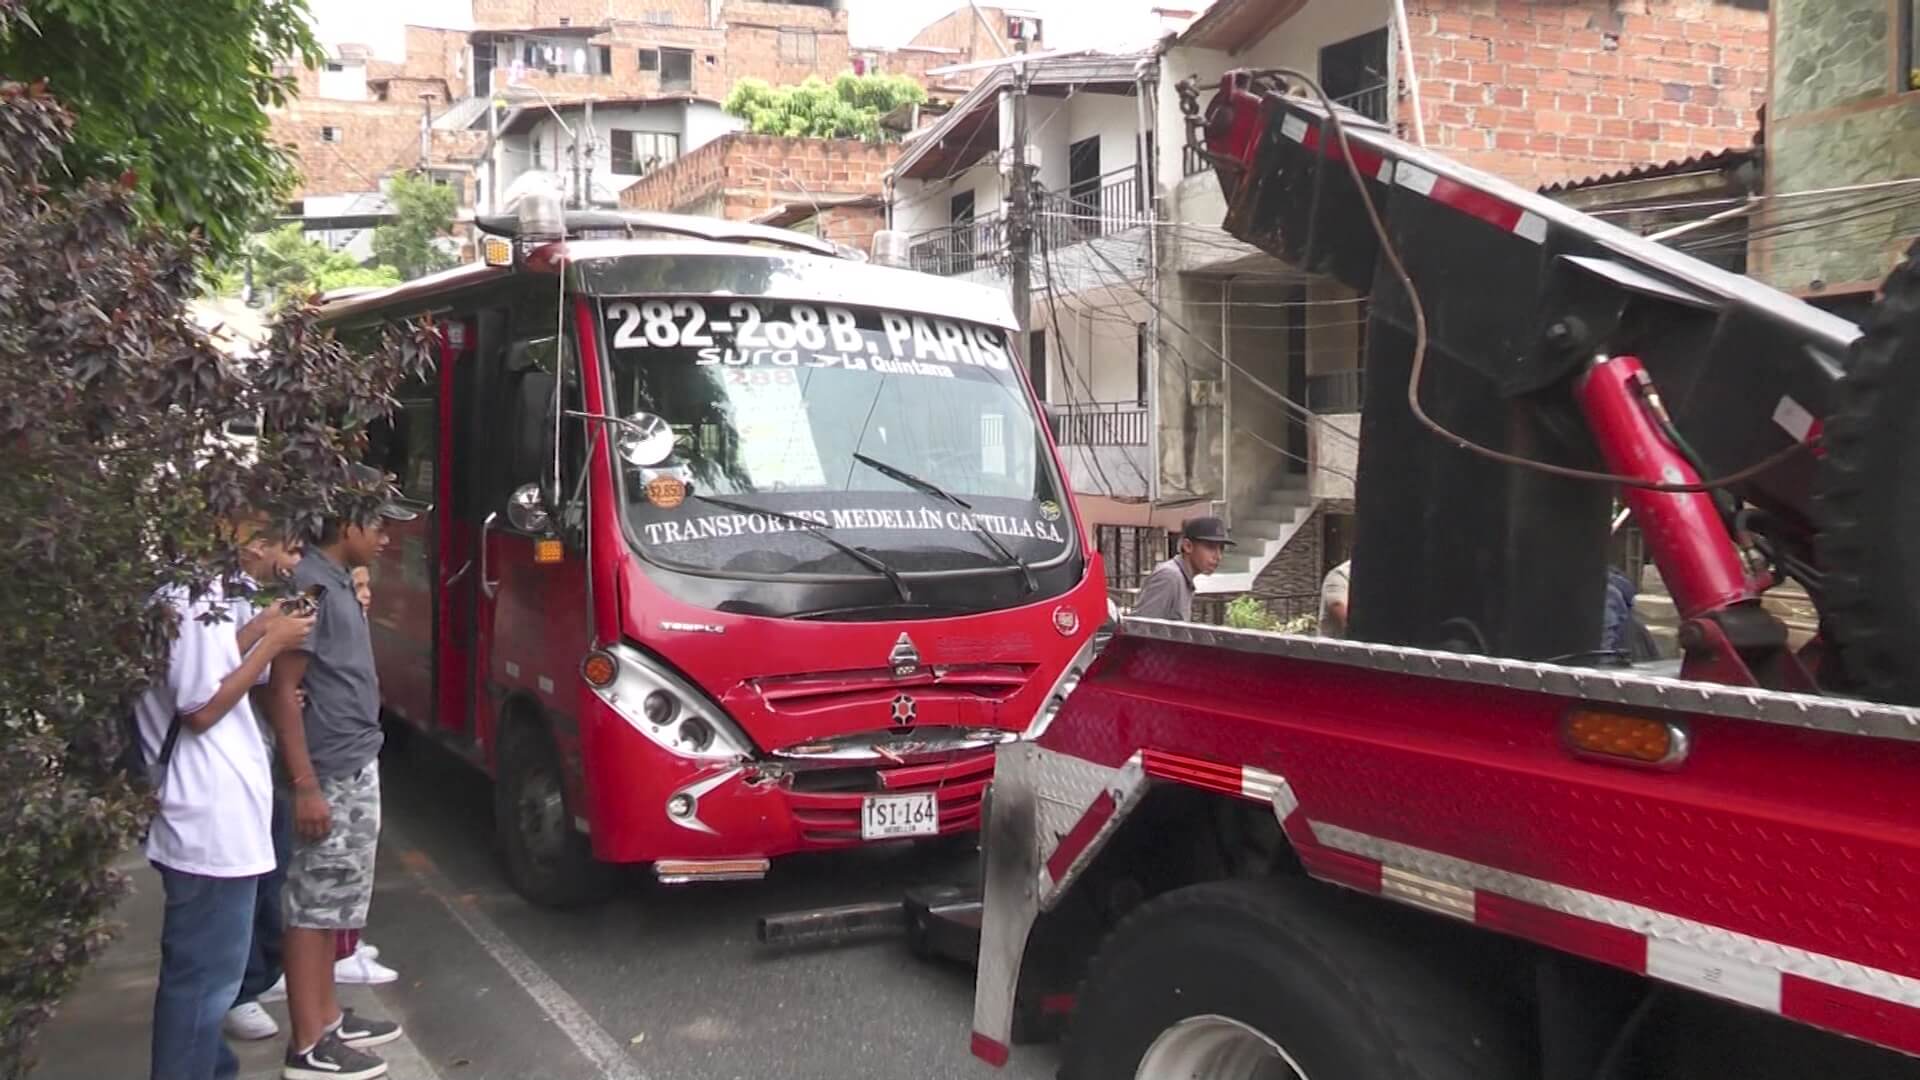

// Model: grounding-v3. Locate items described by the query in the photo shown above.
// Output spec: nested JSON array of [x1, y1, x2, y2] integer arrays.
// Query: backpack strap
[[154, 714, 185, 780]]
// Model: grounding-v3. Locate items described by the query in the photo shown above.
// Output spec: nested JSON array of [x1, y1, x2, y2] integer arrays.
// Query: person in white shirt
[[1319, 560, 1352, 638], [141, 512, 311, 1080]]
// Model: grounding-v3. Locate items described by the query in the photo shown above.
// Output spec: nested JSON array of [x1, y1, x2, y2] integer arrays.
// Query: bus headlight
[[643, 690, 677, 725], [583, 643, 753, 761]]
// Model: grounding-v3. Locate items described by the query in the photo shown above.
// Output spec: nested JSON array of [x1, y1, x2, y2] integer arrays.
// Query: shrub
[[0, 79, 429, 1078]]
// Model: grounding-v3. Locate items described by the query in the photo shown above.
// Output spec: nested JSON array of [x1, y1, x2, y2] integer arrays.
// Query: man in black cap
[[1132, 515, 1233, 621]]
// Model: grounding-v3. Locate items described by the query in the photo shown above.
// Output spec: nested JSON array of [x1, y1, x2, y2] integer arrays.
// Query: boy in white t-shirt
[[140, 513, 311, 1080]]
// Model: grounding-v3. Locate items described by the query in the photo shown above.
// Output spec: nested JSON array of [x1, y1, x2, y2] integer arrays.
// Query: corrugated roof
[[1540, 146, 1758, 194]]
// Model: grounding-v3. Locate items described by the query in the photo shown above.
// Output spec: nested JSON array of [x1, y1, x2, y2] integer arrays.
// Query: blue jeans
[[151, 864, 259, 1080], [235, 789, 292, 1005]]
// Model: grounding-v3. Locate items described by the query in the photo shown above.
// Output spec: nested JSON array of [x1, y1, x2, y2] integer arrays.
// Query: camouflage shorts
[[285, 763, 380, 930]]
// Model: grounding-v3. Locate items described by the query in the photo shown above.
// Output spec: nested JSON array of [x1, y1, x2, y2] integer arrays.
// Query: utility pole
[[486, 79, 500, 214], [419, 94, 433, 169], [1006, 35, 1033, 373], [582, 98, 596, 209]]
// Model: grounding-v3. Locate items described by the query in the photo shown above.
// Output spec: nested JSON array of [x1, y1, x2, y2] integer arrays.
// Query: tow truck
[[759, 70, 1920, 1078]]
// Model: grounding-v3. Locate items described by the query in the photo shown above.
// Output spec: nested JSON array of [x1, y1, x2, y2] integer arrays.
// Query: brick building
[[620, 132, 899, 248], [271, 0, 858, 205], [854, 6, 1042, 97], [1171, 0, 1771, 190], [1405, 0, 1771, 188]]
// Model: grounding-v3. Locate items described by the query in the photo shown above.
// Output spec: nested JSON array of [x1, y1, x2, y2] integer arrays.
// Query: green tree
[[252, 224, 402, 305], [0, 78, 430, 1077], [723, 72, 927, 141], [372, 172, 460, 281], [0, 0, 321, 259]]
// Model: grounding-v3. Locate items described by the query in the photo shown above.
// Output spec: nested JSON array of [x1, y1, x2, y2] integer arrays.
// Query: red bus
[[320, 205, 1109, 905]]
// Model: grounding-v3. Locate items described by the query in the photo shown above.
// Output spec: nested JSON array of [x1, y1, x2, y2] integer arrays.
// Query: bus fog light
[[643, 690, 677, 725], [668, 793, 696, 819], [679, 717, 713, 752]]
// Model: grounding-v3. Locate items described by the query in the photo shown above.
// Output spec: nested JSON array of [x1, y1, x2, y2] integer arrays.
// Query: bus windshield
[[599, 297, 1071, 580]]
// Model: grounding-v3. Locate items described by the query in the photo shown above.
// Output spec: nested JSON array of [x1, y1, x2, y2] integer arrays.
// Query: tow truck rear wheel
[[494, 720, 613, 908], [1820, 239, 1920, 705], [1060, 878, 1530, 1080]]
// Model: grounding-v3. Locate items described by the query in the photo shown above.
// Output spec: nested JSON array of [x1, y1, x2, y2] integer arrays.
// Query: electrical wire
[[1261, 67, 1809, 493], [1046, 222, 1364, 448]]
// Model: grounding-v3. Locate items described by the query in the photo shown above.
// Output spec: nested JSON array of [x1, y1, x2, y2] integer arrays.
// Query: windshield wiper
[[686, 492, 911, 603], [850, 452, 1036, 593]]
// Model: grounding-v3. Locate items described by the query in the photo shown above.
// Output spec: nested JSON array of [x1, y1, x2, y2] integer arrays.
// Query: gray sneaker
[[283, 1031, 387, 1080], [334, 1007, 403, 1049]]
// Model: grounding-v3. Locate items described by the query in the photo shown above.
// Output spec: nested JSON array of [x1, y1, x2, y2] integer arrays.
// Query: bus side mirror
[[509, 368, 557, 503], [508, 483, 551, 532]]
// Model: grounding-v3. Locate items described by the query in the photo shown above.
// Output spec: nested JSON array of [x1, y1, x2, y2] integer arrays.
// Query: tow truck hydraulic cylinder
[[1576, 355, 1758, 620]]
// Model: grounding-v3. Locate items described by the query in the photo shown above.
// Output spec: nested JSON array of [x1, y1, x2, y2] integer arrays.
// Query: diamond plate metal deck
[[1123, 618, 1920, 743]]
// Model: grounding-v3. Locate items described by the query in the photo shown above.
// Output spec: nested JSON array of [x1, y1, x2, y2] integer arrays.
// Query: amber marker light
[[1560, 707, 1689, 768], [581, 650, 619, 689], [481, 235, 513, 267], [534, 537, 564, 564]]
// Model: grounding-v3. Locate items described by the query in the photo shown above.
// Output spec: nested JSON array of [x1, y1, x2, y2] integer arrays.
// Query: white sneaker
[[356, 942, 380, 960], [335, 951, 399, 985], [257, 974, 287, 1004], [224, 1001, 279, 1040]]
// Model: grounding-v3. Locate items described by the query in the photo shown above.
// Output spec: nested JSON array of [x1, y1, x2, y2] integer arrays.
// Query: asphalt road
[[368, 736, 1059, 1080]]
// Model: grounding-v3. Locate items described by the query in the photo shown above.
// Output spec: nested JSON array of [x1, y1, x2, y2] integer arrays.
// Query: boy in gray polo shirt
[[263, 475, 411, 1080]]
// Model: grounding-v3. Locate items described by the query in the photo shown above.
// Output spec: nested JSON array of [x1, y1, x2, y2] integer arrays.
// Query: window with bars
[[610, 130, 681, 175]]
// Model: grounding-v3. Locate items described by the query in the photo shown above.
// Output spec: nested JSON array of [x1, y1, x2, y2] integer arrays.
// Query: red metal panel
[[1037, 635, 1920, 984]]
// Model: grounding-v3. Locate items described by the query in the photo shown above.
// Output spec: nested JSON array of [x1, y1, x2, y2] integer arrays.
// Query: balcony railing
[[904, 167, 1147, 278], [1306, 368, 1365, 413], [1183, 142, 1210, 177], [1047, 400, 1148, 446], [1036, 166, 1148, 251], [905, 212, 1005, 277], [1332, 82, 1390, 124]]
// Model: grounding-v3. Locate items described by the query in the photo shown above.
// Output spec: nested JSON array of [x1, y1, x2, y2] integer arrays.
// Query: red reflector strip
[[971, 1031, 1011, 1067], [1298, 122, 1389, 180], [1297, 819, 1920, 1056], [1142, 748, 1243, 797], [1394, 160, 1547, 244], [1043, 790, 1116, 886], [1782, 975, 1920, 1058], [1475, 891, 1646, 973], [1039, 992, 1077, 1016]]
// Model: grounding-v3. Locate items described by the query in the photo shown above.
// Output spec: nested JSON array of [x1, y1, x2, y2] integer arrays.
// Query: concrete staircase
[[1196, 480, 1315, 595], [1635, 566, 1819, 659]]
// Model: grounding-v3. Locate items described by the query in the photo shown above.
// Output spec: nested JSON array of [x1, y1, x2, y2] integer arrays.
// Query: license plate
[[861, 792, 938, 840]]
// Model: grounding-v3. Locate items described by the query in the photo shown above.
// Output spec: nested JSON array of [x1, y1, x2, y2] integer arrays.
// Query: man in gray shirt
[[264, 467, 411, 1080], [1132, 516, 1233, 621]]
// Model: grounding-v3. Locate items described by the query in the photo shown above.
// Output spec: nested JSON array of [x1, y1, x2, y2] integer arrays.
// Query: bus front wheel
[[494, 720, 613, 908]]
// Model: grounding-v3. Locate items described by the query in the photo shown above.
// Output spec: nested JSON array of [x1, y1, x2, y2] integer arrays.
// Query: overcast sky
[[306, 0, 1175, 60]]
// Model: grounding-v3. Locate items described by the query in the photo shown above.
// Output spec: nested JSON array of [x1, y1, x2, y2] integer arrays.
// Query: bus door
[[469, 282, 594, 781], [365, 365, 440, 731], [434, 315, 483, 745]]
